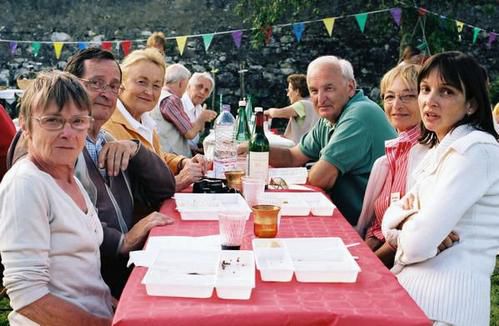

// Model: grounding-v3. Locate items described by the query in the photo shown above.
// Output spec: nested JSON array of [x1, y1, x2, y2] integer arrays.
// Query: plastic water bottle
[[214, 104, 237, 178]]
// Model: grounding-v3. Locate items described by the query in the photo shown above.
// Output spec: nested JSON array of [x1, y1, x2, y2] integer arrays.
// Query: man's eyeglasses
[[382, 93, 417, 104], [32, 115, 94, 131], [79, 78, 122, 95]]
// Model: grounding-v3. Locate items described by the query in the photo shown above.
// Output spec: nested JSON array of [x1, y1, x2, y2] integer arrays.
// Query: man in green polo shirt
[[269, 55, 396, 225]]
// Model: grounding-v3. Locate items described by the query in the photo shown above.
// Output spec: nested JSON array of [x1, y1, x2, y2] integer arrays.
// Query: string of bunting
[[0, 5, 496, 60]]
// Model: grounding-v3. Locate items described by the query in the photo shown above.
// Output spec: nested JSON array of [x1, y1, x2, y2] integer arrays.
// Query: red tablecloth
[[113, 196, 430, 326]]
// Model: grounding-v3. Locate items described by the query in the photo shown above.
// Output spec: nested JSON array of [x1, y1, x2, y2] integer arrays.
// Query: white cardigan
[[382, 125, 499, 326], [355, 143, 428, 238], [0, 159, 113, 324]]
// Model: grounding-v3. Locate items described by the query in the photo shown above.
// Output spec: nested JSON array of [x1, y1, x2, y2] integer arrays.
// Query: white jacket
[[382, 125, 499, 326]]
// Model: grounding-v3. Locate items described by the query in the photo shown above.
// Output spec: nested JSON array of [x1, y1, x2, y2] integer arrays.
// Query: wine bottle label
[[248, 151, 269, 183]]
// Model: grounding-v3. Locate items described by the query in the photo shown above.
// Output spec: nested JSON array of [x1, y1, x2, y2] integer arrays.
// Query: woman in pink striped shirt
[[356, 64, 428, 267]]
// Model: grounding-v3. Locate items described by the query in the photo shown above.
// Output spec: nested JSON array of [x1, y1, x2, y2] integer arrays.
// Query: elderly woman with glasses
[[103, 48, 206, 191], [382, 51, 499, 326], [0, 71, 113, 325], [356, 64, 430, 267]]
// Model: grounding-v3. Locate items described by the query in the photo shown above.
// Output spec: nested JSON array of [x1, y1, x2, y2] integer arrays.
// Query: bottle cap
[[255, 107, 263, 112], [222, 104, 231, 111], [238, 100, 247, 106]]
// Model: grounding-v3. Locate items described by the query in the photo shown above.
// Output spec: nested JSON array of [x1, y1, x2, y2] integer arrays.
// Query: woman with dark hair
[[382, 51, 499, 325]]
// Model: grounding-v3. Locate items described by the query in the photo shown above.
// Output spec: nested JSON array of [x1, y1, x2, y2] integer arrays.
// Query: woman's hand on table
[[120, 212, 175, 254], [99, 140, 139, 176]]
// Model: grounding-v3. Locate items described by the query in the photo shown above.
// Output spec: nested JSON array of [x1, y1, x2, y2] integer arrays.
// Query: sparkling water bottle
[[214, 104, 237, 178]]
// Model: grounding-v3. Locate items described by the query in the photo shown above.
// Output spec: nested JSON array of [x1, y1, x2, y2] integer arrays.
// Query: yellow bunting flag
[[176, 36, 188, 56], [455, 20, 464, 33], [53, 42, 64, 59], [322, 18, 335, 37]]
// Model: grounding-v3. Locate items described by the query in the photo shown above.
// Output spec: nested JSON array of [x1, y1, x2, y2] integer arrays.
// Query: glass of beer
[[252, 204, 280, 238]]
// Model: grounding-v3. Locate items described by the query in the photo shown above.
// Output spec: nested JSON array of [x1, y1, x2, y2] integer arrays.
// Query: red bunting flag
[[418, 7, 428, 16], [101, 41, 113, 52], [120, 40, 132, 56]]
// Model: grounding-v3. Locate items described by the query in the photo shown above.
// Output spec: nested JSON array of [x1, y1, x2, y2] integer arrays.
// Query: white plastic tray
[[257, 192, 335, 217], [257, 192, 309, 216], [252, 237, 360, 283], [175, 193, 251, 220], [252, 239, 294, 282], [142, 249, 220, 298], [268, 167, 307, 185], [285, 237, 360, 283], [215, 250, 255, 300]]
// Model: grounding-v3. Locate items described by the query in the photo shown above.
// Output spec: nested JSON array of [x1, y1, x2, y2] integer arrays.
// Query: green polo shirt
[[300, 90, 396, 225]]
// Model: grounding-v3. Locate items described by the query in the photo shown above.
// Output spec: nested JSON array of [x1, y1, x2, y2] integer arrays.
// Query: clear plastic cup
[[242, 176, 265, 207], [218, 212, 246, 250]]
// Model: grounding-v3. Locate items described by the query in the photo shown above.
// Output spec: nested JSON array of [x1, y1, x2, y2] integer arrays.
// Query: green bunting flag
[[202, 34, 214, 51], [473, 27, 481, 44], [355, 13, 368, 33], [31, 42, 41, 57]]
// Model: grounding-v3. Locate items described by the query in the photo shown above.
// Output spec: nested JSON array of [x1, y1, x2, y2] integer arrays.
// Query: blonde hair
[[121, 48, 166, 82], [20, 70, 90, 132], [146, 32, 166, 50], [380, 64, 420, 98]]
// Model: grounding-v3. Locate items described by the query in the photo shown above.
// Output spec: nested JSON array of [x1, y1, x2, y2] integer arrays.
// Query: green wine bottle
[[235, 99, 251, 143], [248, 107, 269, 184]]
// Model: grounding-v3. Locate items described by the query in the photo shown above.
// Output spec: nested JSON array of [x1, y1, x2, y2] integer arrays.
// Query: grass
[[0, 296, 9, 326], [0, 258, 496, 325], [492, 257, 499, 326]]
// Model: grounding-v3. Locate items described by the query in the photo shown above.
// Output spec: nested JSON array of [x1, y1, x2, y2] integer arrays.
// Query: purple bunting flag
[[292, 23, 305, 42], [390, 8, 402, 27], [488, 32, 497, 47], [9, 42, 17, 55], [232, 30, 243, 49]]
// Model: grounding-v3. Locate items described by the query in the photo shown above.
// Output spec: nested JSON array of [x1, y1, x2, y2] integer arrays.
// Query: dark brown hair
[[287, 74, 309, 98], [418, 51, 497, 147]]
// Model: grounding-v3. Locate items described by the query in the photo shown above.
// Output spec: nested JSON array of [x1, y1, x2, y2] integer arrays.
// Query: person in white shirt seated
[[0, 71, 113, 325], [102, 48, 207, 191], [181, 72, 215, 152], [382, 51, 499, 326]]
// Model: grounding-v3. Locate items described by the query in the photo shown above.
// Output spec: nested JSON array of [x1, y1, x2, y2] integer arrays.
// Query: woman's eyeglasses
[[382, 93, 417, 104], [32, 115, 94, 131]]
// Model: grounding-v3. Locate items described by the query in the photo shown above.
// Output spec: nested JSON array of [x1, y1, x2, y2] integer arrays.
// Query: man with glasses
[[266, 56, 396, 225], [63, 48, 176, 298]]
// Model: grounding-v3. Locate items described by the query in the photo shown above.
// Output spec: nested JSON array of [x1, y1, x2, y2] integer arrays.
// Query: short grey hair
[[188, 72, 214, 91], [165, 63, 191, 85], [307, 55, 357, 87]]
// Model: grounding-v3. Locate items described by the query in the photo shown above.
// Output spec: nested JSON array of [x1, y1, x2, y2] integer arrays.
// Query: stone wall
[[0, 0, 497, 117]]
